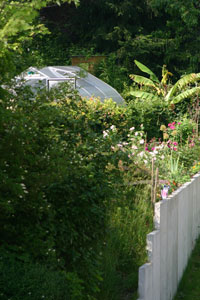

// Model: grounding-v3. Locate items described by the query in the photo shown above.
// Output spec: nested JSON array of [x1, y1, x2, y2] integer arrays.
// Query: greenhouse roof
[[21, 66, 125, 104]]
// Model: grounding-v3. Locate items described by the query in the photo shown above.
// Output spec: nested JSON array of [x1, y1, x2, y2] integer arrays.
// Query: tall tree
[[29, 0, 200, 85], [0, 0, 79, 85], [147, 0, 200, 73], [37, 0, 171, 75]]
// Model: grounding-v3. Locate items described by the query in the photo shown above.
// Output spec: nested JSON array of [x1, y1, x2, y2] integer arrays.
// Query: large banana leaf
[[129, 90, 160, 101], [134, 60, 160, 84], [172, 87, 200, 104], [166, 73, 200, 101], [129, 74, 156, 88]]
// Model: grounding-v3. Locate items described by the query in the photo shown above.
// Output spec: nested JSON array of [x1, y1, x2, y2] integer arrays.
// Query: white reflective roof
[[21, 66, 125, 105]]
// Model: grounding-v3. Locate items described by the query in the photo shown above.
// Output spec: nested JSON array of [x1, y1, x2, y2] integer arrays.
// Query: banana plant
[[129, 60, 172, 101], [165, 73, 200, 104], [129, 60, 200, 104]]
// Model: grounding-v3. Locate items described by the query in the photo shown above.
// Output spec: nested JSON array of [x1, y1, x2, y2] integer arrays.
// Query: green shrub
[[0, 250, 72, 300], [94, 53, 129, 93], [126, 99, 174, 140], [2, 81, 170, 299], [0, 84, 132, 299]]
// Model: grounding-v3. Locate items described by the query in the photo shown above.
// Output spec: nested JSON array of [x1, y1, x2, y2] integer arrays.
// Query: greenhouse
[[21, 66, 125, 104]]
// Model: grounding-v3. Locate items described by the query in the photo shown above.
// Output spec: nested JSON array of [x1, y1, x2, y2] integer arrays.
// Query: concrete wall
[[137, 173, 200, 300]]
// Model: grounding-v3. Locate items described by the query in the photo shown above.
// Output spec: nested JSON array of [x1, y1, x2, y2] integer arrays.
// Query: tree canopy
[[0, 0, 79, 84], [34, 0, 200, 81]]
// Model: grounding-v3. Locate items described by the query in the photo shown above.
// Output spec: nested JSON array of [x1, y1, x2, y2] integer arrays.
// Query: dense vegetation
[[1, 0, 200, 299], [28, 0, 200, 88]]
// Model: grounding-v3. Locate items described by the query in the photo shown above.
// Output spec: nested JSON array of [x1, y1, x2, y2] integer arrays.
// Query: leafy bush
[[126, 98, 174, 140], [160, 117, 197, 145], [0, 84, 133, 299], [0, 250, 72, 300], [94, 53, 129, 93]]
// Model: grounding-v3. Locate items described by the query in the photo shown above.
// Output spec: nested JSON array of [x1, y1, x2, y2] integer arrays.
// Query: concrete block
[[192, 179, 198, 243], [166, 196, 178, 299], [147, 230, 160, 300], [159, 200, 168, 300], [137, 174, 200, 300], [138, 263, 153, 300], [177, 186, 188, 282], [154, 202, 161, 230]]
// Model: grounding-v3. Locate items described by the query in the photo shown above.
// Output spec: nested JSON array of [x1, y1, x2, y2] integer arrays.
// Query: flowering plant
[[191, 162, 200, 174], [102, 116, 200, 202], [160, 118, 196, 146]]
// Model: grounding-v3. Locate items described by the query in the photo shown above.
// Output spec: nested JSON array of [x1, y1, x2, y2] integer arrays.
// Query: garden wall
[[137, 173, 200, 300]]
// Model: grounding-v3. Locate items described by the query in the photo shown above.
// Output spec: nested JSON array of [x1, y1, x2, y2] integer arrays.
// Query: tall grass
[[173, 235, 200, 300], [98, 185, 153, 300]]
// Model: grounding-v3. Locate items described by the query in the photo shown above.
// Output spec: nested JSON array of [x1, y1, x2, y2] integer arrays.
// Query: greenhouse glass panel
[[20, 66, 125, 104]]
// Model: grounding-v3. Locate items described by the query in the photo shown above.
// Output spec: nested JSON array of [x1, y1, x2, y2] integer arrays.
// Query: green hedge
[[0, 84, 132, 299], [0, 250, 71, 300], [1, 82, 173, 298]]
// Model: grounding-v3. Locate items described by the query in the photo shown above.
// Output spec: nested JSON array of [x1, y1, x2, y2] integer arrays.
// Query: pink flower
[[173, 147, 177, 151], [117, 143, 123, 148], [173, 142, 178, 146], [189, 143, 195, 148], [151, 147, 155, 151], [132, 145, 138, 150], [178, 122, 181, 125], [168, 122, 175, 130]]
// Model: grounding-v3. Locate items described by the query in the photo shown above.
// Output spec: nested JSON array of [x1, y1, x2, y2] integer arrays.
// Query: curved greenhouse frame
[[21, 66, 125, 104]]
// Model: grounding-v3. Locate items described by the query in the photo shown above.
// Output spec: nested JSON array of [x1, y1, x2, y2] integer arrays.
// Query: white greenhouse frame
[[20, 66, 125, 104]]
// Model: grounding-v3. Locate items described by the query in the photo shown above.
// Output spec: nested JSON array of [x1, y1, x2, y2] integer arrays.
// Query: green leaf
[[129, 90, 160, 101], [134, 60, 160, 83], [172, 87, 200, 104], [129, 74, 156, 88], [166, 73, 200, 101]]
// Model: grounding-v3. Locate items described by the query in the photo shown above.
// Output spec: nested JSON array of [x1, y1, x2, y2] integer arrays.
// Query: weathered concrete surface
[[137, 173, 200, 300]]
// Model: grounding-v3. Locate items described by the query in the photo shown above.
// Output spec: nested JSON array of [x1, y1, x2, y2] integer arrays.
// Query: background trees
[[0, 0, 79, 85], [2, 0, 199, 92], [32, 0, 200, 87]]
